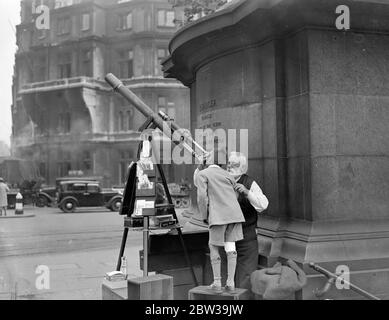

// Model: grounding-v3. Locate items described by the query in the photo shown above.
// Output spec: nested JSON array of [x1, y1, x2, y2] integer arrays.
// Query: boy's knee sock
[[226, 251, 238, 287], [209, 245, 221, 286], [210, 257, 222, 286]]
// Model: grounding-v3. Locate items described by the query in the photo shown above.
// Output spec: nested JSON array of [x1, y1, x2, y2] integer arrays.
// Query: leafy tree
[[169, 0, 228, 23]]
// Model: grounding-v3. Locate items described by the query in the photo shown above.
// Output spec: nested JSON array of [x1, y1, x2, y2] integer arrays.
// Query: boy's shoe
[[224, 285, 237, 294], [207, 283, 223, 294]]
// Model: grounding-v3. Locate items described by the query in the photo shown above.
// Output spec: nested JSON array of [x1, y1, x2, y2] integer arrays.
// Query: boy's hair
[[205, 145, 227, 167]]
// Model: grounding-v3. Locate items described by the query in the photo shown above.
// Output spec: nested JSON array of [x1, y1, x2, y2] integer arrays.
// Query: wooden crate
[[102, 280, 127, 300], [127, 274, 173, 300], [157, 266, 203, 300], [188, 286, 249, 300]]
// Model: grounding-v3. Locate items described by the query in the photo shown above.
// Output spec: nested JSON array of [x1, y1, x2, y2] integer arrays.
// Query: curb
[[0, 214, 36, 219]]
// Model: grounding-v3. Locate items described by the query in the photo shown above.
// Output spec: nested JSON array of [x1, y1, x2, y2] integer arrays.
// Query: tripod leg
[[116, 227, 129, 271], [156, 164, 199, 287]]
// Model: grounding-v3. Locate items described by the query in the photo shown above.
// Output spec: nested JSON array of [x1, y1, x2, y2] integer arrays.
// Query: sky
[[0, 0, 20, 146]]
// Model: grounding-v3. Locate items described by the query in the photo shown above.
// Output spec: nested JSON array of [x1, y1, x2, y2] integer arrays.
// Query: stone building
[[164, 0, 389, 299], [11, 0, 189, 186]]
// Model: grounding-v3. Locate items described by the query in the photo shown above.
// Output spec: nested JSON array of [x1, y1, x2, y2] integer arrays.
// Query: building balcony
[[18, 75, 186, 95], [19, 77, 110, 95], [12, 132, 141, 148], [121, 76, 187, 89]]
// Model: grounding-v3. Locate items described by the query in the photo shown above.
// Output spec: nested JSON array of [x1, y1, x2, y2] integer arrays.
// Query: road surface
[[0, 206, 143, 300]]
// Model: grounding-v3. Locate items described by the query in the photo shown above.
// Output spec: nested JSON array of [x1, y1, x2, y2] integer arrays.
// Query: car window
[[87, 184, 100, 193], [72, 184, 86, 192]]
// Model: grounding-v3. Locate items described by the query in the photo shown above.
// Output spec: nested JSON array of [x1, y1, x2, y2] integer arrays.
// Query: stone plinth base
[[102, 280, 127, 300], [257, 217, 389, 300]]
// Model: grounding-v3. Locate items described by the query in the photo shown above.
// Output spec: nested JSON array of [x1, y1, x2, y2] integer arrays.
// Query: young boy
[[196, 150, 245, 292]]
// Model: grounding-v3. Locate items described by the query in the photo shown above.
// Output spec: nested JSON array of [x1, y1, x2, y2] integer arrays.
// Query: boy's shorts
[[209, 223, 243, 246]]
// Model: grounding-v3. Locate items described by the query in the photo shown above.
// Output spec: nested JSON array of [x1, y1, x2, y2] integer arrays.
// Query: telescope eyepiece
[[158, 110, 170, 121]]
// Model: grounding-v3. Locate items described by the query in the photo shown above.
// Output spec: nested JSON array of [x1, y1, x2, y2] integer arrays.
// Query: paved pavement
[[0, 206, 144, 300]]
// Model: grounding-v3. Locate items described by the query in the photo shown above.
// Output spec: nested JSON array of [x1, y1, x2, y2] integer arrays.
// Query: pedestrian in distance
[[0, 177, 10, 217]]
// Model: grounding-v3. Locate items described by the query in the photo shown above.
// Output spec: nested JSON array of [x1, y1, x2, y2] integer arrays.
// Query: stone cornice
[[257, 215, 389, 243], [163, 0, 389, 86]]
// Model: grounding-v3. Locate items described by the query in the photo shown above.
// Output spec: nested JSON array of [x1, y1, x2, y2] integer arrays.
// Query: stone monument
[[163, 0, 389, 299]]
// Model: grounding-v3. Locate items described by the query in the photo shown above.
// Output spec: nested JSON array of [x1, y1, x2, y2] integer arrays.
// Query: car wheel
[[110, 199, 122, 212], [36, 196, 48, 208], [61, 199, 77, 213]]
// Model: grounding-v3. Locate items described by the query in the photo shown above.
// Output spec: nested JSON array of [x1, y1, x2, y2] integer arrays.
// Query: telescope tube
[[105, 73, 207, 161]]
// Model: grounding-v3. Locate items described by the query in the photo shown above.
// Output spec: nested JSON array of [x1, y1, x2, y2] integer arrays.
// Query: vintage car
[[35, 177, 102, 207], [35, 186, 57, 207], [57, 180, 123, 213]]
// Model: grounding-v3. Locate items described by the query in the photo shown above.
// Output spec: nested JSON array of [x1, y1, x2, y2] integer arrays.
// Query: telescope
[[105, 73, 207, 162], [106, 74, 204, 285]]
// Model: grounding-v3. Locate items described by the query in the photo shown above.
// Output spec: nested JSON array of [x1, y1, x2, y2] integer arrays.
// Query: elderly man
[[227, 152, 268, 295], [0, 178, 10, 216]]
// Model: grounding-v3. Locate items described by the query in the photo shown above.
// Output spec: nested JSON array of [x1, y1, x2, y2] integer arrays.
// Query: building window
[[117, 12, 132, 30], [57, 16, 71, 35], [118, 111, 124, 132], [158, 48, 168, 62], [118, 49, 133, 79], [127, 110, 133, 131], [58, 63, 71, 78], [33, 56, 46, 82], [59, 112, 71, 133], [63, 151, 71, 176], [157, 10, 175, 27], [38, 112, 46, 134], [81, 49, 92, 77], [119, 150, 134, 184], [39, 162, 46, 179], [83, 151, 93, 172], [158, 96, 166, 111], [81, 13, 90, 31], [58, 53, 72, 78], [57, 163, 62, 177], [158, 97, 175, 120], [57, 150, 72, 177], [156, 48, 169, 75]]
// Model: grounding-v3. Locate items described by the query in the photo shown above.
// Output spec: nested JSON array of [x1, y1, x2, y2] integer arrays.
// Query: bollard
[[15, 193, 23, 215]]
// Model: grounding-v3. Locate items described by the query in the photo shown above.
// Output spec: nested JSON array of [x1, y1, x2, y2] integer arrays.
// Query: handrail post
[[309, 262, 380, 300]]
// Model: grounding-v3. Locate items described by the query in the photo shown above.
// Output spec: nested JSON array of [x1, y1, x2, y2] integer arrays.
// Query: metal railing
[[309, 262, 381, 300]]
